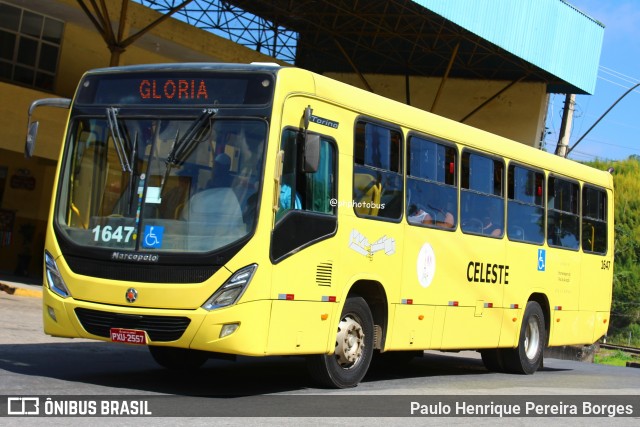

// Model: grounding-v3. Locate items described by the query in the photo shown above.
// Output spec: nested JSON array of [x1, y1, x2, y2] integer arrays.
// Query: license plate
[[110, 328, 147, 345]]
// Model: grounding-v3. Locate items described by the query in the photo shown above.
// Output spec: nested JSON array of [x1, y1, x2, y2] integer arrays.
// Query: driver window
[[276, 129, 336, 222]]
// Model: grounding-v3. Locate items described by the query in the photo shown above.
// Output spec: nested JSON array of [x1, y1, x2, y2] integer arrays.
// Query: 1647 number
[[92, 225, 135, 243]]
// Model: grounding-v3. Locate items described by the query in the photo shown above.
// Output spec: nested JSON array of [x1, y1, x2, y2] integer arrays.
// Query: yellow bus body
[[40, 65, 613, 385]]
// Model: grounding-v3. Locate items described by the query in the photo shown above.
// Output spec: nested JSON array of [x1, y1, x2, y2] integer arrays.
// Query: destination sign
[[75, 72, 274, 106], [139, 79, 209, 101]]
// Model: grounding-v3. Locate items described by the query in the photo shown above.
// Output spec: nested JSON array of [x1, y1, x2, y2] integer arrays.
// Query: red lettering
[[164, 80, 176, 99], [178, 80, 189, 98], [197, 80, 208, 99], [139, 80, 151, 99], [151, 80, 161, 99], [138, 78, 208, 101]]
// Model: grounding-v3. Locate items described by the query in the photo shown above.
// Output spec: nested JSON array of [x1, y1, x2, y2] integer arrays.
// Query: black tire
[[148, 346, 209, 370], [502, 301, 546, 374], [480, 349, 505, 372], [307, 296, 374, 388]]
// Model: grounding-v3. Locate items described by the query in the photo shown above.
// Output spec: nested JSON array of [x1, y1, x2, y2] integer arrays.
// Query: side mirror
[[24, 97, 71, 158], [300, 133, 320, 173], [25, 121, 40, 158]]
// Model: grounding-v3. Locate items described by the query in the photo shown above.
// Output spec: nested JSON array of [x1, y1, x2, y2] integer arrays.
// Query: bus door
[[267, 113, 339, 355]]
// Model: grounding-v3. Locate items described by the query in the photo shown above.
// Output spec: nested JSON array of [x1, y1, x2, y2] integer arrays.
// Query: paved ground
[[0, 274, 43, 299]]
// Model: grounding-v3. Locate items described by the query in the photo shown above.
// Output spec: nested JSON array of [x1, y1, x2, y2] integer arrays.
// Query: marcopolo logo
[[111, 252, 159, 263]]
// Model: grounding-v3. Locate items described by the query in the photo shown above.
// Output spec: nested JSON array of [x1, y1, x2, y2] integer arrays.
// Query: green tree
[[587, 158, 640, 340]]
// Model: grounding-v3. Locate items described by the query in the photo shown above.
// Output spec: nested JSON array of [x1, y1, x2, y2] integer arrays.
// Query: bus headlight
[[45, 251, 71, 298], [202, 264, 257, 311]]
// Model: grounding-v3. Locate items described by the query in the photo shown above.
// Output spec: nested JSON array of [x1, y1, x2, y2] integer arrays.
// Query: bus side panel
[[266, 300, 337, 355], [549, 310, 595, 346], [497, 307, 521, 348], [438, 234, 506, 349], [504, 244, 546, 308], [547, 250, 581, 311], [440, 306, 503, 349], [544, 249, 587, 346], [399, 224, 506, 350], [387, 304, 435, 350], [504, 243, 548, 348], [579, 253, 613, 330], [593, 311, 610, 342], [429, 306, 447, 349]]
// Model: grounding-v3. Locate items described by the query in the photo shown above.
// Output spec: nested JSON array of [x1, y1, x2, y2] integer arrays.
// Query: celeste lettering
[[466, 261, 509, 284], [139, 79, 208, 100]]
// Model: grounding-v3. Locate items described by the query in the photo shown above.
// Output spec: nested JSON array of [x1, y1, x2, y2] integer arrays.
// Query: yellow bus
[[26, 63, 613, 388]]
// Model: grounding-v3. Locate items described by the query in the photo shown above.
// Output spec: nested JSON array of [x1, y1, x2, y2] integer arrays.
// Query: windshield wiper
[[160, 108, 216, 195], [166, 108, 217, 167], [106, 107, 132, 173]]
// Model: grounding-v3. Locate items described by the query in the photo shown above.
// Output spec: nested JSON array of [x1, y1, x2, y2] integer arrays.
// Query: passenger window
[[582, 186, 607, 254], [547, 176, 579, 250], [277, 129, 336, 222], [353, 121, 402, 220], [406, 136, 457, 229], [507, 165, 544, 244], [460, 151, 504, 238]]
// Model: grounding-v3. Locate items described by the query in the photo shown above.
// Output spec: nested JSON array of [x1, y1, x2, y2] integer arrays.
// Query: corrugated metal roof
[[414, 0, 604, 94]]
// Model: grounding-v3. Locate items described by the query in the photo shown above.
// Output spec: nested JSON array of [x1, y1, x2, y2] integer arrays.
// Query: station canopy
[[138, 0, 604, 95]]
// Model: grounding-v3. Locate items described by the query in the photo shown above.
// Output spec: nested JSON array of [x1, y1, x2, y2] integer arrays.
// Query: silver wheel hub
[[524, 317, 540, 360], [335, 315, 365, 368]]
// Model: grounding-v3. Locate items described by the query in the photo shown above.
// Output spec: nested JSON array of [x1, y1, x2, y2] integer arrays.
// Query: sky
[[544, 0, 640, 161]]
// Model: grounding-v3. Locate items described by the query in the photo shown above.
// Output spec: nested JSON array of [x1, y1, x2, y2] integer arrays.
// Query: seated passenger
[[407, 204, 434, 225], [481, 206, 503, 237], [206, 153, 233, 188], [280, 183, 301, 210], [482, 219, 501, 236], [435, 209, 455, 228]]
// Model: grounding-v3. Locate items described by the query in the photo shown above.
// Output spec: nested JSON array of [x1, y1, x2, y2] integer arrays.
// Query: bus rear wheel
[[502, 301, 546, 374], [148, 346, 209, 370], [307, 296, 374, 388]]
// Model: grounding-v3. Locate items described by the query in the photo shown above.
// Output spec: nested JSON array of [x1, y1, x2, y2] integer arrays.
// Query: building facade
[[0, 0, 587, 278]]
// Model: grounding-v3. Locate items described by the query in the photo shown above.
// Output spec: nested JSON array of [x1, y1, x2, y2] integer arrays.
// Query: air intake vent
[[75, 308, 190, 342], [316, 261, 333, 286]]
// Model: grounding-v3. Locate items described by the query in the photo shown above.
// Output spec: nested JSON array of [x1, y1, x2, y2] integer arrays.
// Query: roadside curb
[[0, 282, 43, 298]]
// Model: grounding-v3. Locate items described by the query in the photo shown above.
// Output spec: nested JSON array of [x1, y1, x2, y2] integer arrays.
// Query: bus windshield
[[56, 113, 266, 253]]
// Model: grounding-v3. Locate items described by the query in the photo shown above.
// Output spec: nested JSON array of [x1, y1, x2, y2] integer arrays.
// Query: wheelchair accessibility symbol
[[537, 249, 546, 272], [143, 225, 164, 249]]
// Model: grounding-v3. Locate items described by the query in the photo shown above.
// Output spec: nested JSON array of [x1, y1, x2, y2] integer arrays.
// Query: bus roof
[[82, 62, 285, 76]]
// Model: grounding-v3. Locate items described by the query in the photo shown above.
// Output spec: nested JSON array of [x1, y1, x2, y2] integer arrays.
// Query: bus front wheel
[[503, 301, 546, 374], [307, 296, 374, 388], [148, 346, 209, 370]]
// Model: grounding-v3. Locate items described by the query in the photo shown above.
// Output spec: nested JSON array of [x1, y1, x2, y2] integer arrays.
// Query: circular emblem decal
[[125, 288, 138, 303], [417, 243, 436, 288]]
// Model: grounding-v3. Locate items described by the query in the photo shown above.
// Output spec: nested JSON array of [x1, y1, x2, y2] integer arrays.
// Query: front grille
[[75, 307, 191, 342], [65, 255, 218, 283]]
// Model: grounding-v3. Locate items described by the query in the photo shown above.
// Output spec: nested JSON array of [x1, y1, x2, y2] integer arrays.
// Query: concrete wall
[[327, 73, 548, 147]]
